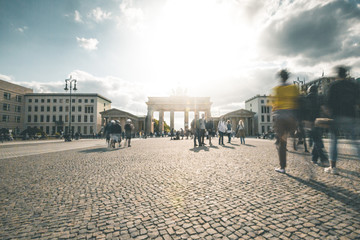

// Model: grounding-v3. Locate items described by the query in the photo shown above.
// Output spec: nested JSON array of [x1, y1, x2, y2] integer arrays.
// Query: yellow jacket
[[271, 84, 299, 111]]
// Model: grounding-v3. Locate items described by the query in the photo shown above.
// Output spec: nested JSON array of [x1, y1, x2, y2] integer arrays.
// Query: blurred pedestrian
[[272, 69, 299, 174], [124, 119, 134, 147], [237, 120, 246, 144], [226, 120, 232, 143], [325, 66, 360, 175], [110, 120, 122, 148], [218, 118, 226, 145], [206, 117, 214, 146], [199, 114, 206, 146], [304, 85, 328, 166]]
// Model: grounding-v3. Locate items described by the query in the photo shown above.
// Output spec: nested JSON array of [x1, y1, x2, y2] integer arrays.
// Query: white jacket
[[218, 121, 227, 133]]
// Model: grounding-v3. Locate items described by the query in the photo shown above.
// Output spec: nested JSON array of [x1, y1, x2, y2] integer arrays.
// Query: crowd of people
[[101, 66, 359, 177], [272, 66, 359, 175]]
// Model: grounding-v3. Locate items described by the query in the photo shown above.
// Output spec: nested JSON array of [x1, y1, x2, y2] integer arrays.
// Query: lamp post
[[64, 75, 77, 142]]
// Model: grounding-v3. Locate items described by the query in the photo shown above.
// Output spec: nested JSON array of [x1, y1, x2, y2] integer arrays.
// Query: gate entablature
[[146, 96, 212, 134]]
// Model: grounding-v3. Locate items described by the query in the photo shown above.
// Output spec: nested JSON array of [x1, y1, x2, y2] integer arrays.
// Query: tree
[[153, 119, 170, 133]]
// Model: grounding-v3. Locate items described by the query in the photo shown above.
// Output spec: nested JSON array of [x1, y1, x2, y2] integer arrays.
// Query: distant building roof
[[24, 93, 111, 103]]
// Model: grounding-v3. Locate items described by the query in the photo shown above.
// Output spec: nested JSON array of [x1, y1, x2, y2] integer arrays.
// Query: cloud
[[88, 7, 112, 22], [118, 0, 144, 32], [16, 26, 28, 33], [74, 10, 83, 23], [0, 73, 13, 82], [258, 0, 360, 65], [76, 37, 99, 51]]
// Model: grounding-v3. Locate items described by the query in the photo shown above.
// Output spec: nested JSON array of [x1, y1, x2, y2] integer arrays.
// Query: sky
[[1, 0, 360, 129]]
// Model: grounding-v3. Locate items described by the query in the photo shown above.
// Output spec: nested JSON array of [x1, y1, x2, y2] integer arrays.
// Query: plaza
[[0, 138, 359, 239]]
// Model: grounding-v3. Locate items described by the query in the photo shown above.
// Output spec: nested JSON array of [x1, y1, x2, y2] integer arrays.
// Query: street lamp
[[64, 75, 77, 142]]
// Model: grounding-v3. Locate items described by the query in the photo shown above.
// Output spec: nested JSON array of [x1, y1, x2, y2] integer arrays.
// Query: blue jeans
[[329, 117, 360, 162], [219, 132, 224, 145]]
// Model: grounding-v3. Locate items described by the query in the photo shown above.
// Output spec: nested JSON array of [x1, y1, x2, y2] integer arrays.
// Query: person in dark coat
[[325, 66, 360, 174], [124, 119, 134, 147], [305, 85, 328, 166]]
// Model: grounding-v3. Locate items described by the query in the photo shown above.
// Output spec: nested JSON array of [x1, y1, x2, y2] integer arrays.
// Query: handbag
[[314, 118, 333, 129]]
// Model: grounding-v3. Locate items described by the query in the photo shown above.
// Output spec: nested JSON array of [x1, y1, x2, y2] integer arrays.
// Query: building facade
[[0, 79, 33, 134], [24, 93, 111, 135], [245, 95, 273, 135]]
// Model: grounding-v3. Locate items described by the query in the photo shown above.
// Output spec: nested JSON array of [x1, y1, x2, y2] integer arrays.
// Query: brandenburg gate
[[146, 96, 212, 134]]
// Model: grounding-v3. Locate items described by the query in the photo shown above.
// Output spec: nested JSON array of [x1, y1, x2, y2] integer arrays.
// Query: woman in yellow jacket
[[272, 69, 299, 173]]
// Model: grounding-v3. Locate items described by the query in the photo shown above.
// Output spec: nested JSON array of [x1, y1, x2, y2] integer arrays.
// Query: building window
[[2, 115, 10, 122], [59, 106, 63, 112], [72, 106, 75, 112], [28, 99, 32, 103], [15, 106, 21, 112], [15, 116, 21, 123], [46, 115, 50, 122], [47, 99, 50, 103], [85, 99, 88, 103], [78, 115, 81, 122], [66, 99, 69, 103], [65, 106, 69, 112], [84, 126, 87, 134], [90, 115, 94, 122], [65, 115, 68, 122], [85, 106, 94, 113], [262, 126, 265, 134], [3, 103, 10, 111], [47, 106, 50, 112], [78, 106, 82, 112], [28, 106, 32, 112], [46, 126, 50, 134], [4, 92, 11, 100], [52, 115, 56, 122], [52, 126, 56, 134], [59, 99, 63, 103], [41, 99, 45, 103], [91, 99, 94, 103], [34, 106, 38, 112], [77, 126, 81, 134], [59, 115, 63, 122], [34, 115, 38, 122], [53, 99, 57, 103], [250, 103, 252, 107], [104, 103, 106, 107], [261, 115, 264, 122], [40, 115, 44, 122], [261, 100, 264, 104], [72, 99, 75, 103], [90, 126, 93, 134], [72, 115, 75, 122], [78, 99, 82, 103], [53, 106, 56, 112], [267, 115, 270, 122], [16, 95, 22, 102], [35, 99, 38, 103], [28, 115, 31, 122], [41, 106, 44, 112], [84, 115, 88, 122]]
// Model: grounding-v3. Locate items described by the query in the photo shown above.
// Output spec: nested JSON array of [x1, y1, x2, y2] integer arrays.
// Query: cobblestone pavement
[[0, 138, 359, 239]]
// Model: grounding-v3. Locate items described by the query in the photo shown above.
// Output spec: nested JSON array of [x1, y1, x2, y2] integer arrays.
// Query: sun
[[145, 0, 256, 92]]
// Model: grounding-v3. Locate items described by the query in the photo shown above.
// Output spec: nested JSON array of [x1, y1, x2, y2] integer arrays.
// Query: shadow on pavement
[[288, 150, 310, 156], [229, 143, 240, 146], [244, 144, 256, 147], [287, 174, 360, 213], [80, 147, 122, 153], [222, 145, 235, 149], [190, 146, 209, 152]]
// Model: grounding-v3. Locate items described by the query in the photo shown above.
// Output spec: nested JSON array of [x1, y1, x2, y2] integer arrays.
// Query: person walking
[[304, 85, 329, 166], [324, 66, 360, 174], [272, 69, 299, 174], [191, 115, 199, 147], [124, 119, 134, 147], [237, 120, 246, 144], [110, 120, 122, 148], [205, 117, 214, 146], [199, 114, 206, 146], [217, 118, 226, 145], [226, 120, 232, 143]]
